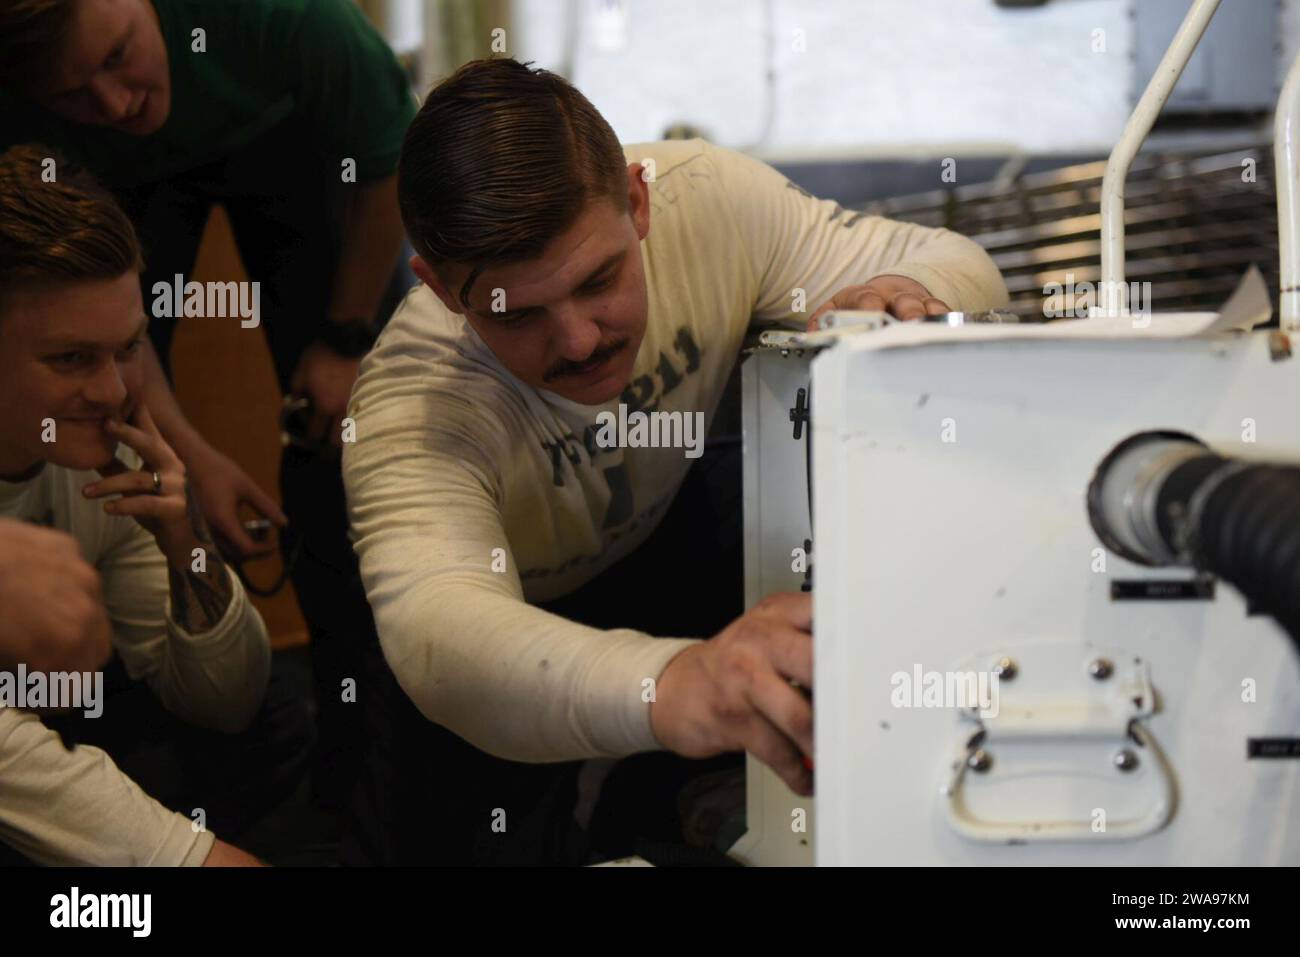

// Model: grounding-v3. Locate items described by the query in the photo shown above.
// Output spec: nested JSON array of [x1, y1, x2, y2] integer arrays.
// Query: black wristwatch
[[316, 318, 378, 358]]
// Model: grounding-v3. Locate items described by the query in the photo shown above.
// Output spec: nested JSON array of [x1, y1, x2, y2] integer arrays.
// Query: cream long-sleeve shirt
[[0, 455, 271, 866], [344, 139, 1008, 764]]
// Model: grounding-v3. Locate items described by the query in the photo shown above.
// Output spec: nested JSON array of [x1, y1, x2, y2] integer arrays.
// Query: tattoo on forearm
[[167, 481, 233, 633]]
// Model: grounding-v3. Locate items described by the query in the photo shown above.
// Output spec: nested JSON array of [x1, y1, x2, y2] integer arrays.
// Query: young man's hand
[[650, 592, 814, 796], [82, 404, 196, 558], [808, 274, 950, 330], [138, 338, 284, 560], [182, 441, 286, 560], [289, 342, 362, 448], [82, 404, 236, 634], [0, 518, 113, 674], [201, 839, 265, 867]]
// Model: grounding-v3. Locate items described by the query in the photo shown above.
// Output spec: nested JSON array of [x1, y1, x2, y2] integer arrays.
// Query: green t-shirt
[[0, 0, 416, 188]]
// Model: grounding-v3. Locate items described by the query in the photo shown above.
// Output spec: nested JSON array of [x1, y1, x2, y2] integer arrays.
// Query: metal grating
[[861, 146, 1280, 322]]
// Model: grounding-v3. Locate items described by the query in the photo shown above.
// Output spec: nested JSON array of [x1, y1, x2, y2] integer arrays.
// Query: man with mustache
[[344, 58, 1009, 864], [0, 144, 301, 866]]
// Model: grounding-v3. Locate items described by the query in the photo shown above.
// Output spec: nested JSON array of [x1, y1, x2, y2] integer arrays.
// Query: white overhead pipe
[[1276, 50, 1300, 333], [1098, 0, 1221, 317]]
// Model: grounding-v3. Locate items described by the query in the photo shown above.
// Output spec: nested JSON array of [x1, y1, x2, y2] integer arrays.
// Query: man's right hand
[[650, 591, 813, 796], [202, 839, 265, 867], [0, 518, 113, 674], [181, 440, 286, 561]]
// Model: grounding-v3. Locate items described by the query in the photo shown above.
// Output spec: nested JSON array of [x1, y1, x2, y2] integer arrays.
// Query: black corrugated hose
[[1158, 459, 1300, 650]]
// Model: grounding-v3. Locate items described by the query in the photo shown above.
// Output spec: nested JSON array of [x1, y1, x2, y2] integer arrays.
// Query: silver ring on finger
[[151, 470, 162, 495]]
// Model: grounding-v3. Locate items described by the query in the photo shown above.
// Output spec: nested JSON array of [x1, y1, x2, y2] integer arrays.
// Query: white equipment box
[[731, 0, 1300, 866], [730, 342, 817, 867], [734, 318, 1300, 865]]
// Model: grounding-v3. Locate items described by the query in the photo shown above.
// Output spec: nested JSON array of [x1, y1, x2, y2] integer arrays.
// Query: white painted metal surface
[[939, 644, 1175, 844], [731, 346, 816, 866], [733, 0, 1300, 869], [811, 325, 1299, 865]]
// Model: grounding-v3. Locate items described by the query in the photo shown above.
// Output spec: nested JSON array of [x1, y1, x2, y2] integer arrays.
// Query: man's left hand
[[808, 274, 950, 330], [289, 342, 362, 448], [82, 405, 198, 561]]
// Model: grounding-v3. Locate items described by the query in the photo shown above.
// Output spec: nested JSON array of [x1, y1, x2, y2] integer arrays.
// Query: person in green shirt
[[0, 0, 418, 816]]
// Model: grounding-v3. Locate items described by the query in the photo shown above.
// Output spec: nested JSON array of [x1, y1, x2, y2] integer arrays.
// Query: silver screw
[[993, 657, 1017, 681], [1114, 749, 1139, 772], [1089, 658, 1114, 680], [968, 749, 993, 773]]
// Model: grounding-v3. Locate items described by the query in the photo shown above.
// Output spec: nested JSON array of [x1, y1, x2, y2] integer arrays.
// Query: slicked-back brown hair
[[398, 58, 629, 308], [0, 144, 144, 316], [0, 0, 77, 93]]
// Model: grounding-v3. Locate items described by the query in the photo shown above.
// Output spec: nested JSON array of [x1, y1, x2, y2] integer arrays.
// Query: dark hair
[[0, 0, 77, 93], [0, 144, 143, 311], [398, 58, 629, 308]]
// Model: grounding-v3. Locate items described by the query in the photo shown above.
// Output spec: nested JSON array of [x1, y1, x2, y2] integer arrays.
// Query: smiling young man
[[0, 144, 307, 866], [343, 58, 1009, 863], [0, 0, 418, 812]]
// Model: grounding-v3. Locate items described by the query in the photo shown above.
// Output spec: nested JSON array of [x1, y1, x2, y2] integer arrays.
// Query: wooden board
[[170, 206, 308, 650]]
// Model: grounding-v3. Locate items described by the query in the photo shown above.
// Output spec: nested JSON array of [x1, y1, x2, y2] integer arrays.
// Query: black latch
[[789, 387, 809, 439]]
